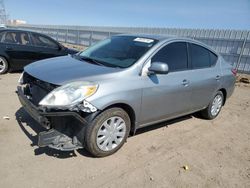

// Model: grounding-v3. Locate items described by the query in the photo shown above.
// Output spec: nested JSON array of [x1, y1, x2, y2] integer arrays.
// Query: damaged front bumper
[[17, 86, 92, 151], [38, 129, 83, 151]]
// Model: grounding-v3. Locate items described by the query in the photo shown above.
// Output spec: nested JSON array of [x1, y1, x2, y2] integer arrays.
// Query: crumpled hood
[[24, 55, 121, 85]]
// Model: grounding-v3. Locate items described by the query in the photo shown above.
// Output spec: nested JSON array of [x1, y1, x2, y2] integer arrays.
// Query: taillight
[[231, 68, 237, 76]]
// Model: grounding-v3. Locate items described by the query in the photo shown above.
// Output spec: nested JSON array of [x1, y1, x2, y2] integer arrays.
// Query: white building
[[9, 19, 27, 25]]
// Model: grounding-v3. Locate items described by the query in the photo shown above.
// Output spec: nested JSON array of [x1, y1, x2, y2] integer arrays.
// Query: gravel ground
[[0, 73, 249, 188]]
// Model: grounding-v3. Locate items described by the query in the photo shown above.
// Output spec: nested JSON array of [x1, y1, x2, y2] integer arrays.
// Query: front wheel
[[200, 91, 224, 120], [84, 108, 131, 157]]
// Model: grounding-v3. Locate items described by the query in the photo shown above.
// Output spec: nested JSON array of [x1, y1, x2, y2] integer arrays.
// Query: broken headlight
[[39, 81, 98, 108]]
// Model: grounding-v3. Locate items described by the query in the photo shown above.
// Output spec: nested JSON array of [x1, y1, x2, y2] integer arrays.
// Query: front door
[[29, 33, 64, 61], [140, 42, 193, 126]]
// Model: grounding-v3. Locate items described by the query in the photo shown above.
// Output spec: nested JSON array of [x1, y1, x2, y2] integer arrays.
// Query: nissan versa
[[17, 35, 236, 157]]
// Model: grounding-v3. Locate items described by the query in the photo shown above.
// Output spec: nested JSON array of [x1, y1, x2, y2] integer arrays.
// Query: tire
[[0, 56, 9, 74], [199, 91, 224, 120], [84, 107, 131, 157]]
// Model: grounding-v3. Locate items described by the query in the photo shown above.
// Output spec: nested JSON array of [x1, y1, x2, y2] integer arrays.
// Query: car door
[[188, 43, 221, 110], [29, 33, 65, 60], [139, 42, 193, 126], [2, 31, 36, 69]]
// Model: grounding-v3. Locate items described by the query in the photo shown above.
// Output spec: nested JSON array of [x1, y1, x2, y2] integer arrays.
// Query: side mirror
[[148, 62, 169, 75]]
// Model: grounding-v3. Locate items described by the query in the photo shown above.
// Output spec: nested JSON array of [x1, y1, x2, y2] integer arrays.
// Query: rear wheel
[[0, 56, 9, 74], [84, 108, 130, 157], [200, 91, 224, 120]]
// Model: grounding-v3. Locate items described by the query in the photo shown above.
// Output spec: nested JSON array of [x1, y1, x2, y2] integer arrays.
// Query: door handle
[[182, 79, 189, 86], [216, 75, 221, 80]]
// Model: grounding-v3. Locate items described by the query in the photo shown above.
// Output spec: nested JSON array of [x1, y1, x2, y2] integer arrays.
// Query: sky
[[4, 0, 250, 29]]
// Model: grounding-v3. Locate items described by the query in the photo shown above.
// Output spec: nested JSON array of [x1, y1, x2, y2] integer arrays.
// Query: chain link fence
[[9, 24, 250, 74]]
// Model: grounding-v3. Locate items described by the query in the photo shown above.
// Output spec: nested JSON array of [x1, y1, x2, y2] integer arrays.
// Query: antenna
[[0, 0, 7, 24]]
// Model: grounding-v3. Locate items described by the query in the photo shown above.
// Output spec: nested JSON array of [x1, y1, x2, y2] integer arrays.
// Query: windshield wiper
[[80, 56, 104, 66], [80, 56, 122, 68]]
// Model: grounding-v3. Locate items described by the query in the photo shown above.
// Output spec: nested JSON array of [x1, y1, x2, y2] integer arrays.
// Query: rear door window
[[31, 33, 58, 48], [151, 42, 188, 72], [3, 32, 19, 44], [190, 43, 217, 68]]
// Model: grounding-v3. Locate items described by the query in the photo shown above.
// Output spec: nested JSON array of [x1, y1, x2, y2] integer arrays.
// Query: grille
[[23, 72, 57, 106]]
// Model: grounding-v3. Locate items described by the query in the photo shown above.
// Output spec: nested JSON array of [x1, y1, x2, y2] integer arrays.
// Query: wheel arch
[[0, 53, 12, 66], [218, 88, 227, 105], [102, 103, 137, 135]]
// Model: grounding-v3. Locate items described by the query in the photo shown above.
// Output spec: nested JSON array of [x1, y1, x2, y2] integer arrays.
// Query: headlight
[[39, 81, 98, 108]]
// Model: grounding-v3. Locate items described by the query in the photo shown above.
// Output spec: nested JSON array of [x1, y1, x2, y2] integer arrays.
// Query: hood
[[24, 55, 121, 85]]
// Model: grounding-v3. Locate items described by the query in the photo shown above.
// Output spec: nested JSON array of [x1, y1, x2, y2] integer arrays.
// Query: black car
[[0, 29, 78, 74]]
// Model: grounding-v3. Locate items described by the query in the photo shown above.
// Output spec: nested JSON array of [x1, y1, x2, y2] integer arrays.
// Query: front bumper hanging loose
[[38, 129, 83, 151], [17, 86, 88, 151]]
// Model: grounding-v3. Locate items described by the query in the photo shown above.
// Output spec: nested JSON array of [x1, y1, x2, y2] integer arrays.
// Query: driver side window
[[151, 42, 188, 72]]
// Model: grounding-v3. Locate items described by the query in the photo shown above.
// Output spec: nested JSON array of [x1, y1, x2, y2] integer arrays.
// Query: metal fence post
[[66, 28, 68, 43], [192, 30, 196, 40], [89, 30, 93, 46], [236, 34, 247, 70], [77, 28, 80, 45], [56, 29, 59, 41], [242, 31, 250, 72]]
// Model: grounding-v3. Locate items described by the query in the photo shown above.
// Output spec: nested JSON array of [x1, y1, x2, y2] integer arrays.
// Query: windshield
[[79, 36, 158, 68]]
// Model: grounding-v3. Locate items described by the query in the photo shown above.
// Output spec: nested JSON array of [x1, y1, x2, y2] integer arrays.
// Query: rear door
[[188, 43, 221, 110], [2, 31, 36, 69], [140, 42, 193, 126], [29, 33, 65, 60]]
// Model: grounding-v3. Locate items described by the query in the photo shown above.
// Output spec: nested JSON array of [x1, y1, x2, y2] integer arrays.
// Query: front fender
[[88, 89, 142, 122]]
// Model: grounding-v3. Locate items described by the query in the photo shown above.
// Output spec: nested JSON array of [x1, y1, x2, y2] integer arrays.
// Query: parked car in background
[[0, 29, 78, 74], [17, 35, 236, 157]]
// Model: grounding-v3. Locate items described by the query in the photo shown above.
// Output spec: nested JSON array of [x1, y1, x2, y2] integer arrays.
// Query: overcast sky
[[4, 0, 250, 29]]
